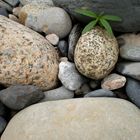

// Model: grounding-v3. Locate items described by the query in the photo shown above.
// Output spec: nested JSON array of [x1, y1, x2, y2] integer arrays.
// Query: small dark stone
[[0, 7, 8, 17], [126, 78, 140, 108], [0, 116, 7, 135], [58, 40, 68, 57], [0, 85, 44, 110], [0, 102, 6, 117]]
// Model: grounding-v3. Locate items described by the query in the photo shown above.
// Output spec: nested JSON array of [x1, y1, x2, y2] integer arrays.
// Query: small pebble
[[12, 7, 22, 17], [46, 33, 59, 46], [8, 14, 19, 23], [58, 40, 68, 56], [0, 7, 8, 17]]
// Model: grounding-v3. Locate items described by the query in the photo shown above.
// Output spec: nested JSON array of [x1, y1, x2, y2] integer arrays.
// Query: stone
[[53, 0, 140, 32], [0, 16, 59, 90], [20, 0, 54, 6], [101, 73, 126, 90], [74, 27, 119, 80], [4, 0, 19, 6], [2, 98, 140, 140], [0, 8, 8, 17], [118, 34, 140, 61], [0, 117, 7, 135], [0, 102, 6, 116], [12, 7, 22, 17], [41, 86, 74, 101], [84, 89, 116, 97], [0, 85, 44, 110], [8, 14, 19, 23], [46, 33, 59, 46], [126, 78, 140, 108], [0, 0, 12, 12], [89, 80, 100, 89], [68, 24, 82, 61], [75, 83, 91, 95], [19, 4, 72, 38], [58, 61, 86, 91], [58, 40, 68, 57], [117, 62, 140, 81]]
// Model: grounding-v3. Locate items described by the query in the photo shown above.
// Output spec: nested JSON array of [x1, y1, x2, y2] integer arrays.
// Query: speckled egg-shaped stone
[[0, 16, 59, 90], [74, 27, 119, 80]]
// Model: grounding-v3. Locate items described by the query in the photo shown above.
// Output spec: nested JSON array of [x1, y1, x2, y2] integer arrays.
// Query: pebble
[[58, 40, 68, 57], [117, 62, 140, 81], [8, 14, 19, 23], [0, 117, 7, 135], [101, 73, 126, 90], [2, 98, 140, 140], [19, 4, 72, 38], [0, 85, 44, 110], [0, 1, 12, 12], [126, 78, 140, 108], [58, 61, 86, 91], [0, 8, 8, 17], [0, 102, 6, 117], [89, 80, 100, 89], [4, 0, 19, 6], [41, 86, 74, 101], [46, 34, 59, 46], [118, 34, 140, 61], [12, 7, 22, 17], [68, 24, 82, 61], [84, 89, 116, 97]]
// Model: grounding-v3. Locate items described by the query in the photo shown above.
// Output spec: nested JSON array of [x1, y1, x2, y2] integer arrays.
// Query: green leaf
[[100, 19, 113, 36], [102, 15, 122, 21], [75, 9, 97, 18], [82, 20, 98, 34]]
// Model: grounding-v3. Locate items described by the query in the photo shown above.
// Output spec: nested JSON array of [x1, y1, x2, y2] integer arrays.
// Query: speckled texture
[[0, 16, 59, 90], [74, 27, 119, 80]]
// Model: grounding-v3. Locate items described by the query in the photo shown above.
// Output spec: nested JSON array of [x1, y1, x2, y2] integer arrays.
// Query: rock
[[58, 61, 86, 91], [19, 4, 72, 38], [114, 89, 129, 100], [74, 27, 119, 80], [0, 117, 7, 135], [12, 7, 22, 17], [41, 86, 74, 101], [4, 0, 19, 6], [84, 89, 116, 97], [20, 0, 54, 6], [0, 8, 8, 17], [0, 85, 44, 110], [117, 62, 140, 81], [2, 98, 140, 140], [46, 33, 59, 46], [8, 14, 19, 22], [60, 57, 68, 62], [75, 83, 91, 95], [118, 34, 140, 61], [101, 73, 126, 90], [0, 16, 59, 90], [53, 0, 140, 32], [0, 102, 6, 116], [0, 0, 12, 12], [89, 80, 100, 89], [68, 24, 82, 61], [126, 78, 140, 108], [58, 40, 68, 57]]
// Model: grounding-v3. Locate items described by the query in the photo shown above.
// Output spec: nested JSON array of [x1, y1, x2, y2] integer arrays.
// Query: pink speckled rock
[[0, 16, 59, 90]]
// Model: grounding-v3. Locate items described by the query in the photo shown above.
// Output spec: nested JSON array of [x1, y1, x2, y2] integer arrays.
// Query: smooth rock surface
[[12, 7, 22, 17], [84, 89, 116, 97], [46, 33, 59, 46], [19, 4, 72, 38], [101, 73, 126, 90], [2, 98, 140, 140], [42, 86, 74, 101], [53, 0, 140, 32], [117, 62, 140, 81], [0, 117, 6, 135], [8, 14, 19, 23], [58, 40, 68, 57], [0, 8, 8, 17], [74, 27, 119, 80], [126, 78, 140, 108], [4, 0, 19, 6], [0, 16, 59, 90], [0, 85, 44, 110], [20, 0, 54, 6], [68, 24, 82, 61], [0, 102, 6, 116], [0, 0, 12, 12], [58, 61, 86, 91], [118, 34, 140, 61]]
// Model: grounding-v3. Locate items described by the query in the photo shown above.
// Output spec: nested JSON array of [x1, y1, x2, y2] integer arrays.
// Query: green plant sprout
[[75, 9, 122, 36]]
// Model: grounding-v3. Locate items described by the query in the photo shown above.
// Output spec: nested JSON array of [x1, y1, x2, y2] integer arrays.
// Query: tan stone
[[0, 16, 59, 90], [2, 98, 140, 140]]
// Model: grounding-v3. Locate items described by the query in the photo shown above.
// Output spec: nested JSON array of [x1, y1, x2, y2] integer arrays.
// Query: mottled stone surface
[[118, 34, 140, 61], [2, 98, 140, 140], [101, 73, 126, 90], [19, 4, 72, 38], [0, 16, 59, 90], [117, 62, 140, 81], [74, 27, 119, 80]]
